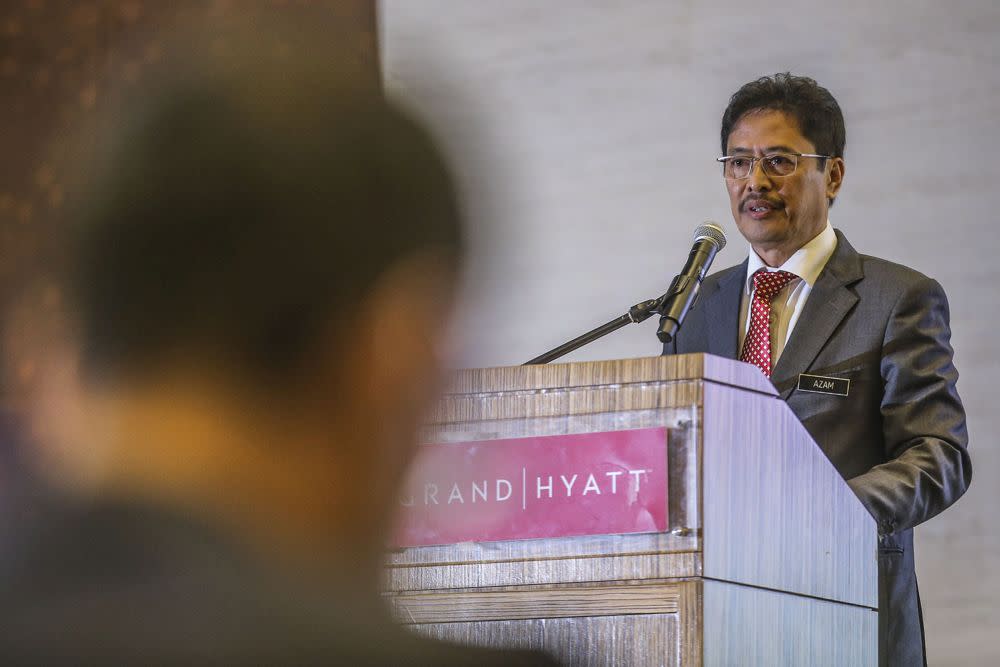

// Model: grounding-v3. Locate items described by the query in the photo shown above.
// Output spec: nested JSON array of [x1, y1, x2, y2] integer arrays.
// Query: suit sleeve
[[846, 277, 971, 535]]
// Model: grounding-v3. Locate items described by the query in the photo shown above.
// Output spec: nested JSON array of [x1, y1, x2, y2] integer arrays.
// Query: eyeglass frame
[[716, 152, 832, 179]]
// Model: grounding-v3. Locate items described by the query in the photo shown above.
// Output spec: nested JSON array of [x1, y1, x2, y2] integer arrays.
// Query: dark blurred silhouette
[[0, 23, 555, 666]]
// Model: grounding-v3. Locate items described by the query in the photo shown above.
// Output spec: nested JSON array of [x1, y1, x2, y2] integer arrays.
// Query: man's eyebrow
[[726, 145, 798, 155]]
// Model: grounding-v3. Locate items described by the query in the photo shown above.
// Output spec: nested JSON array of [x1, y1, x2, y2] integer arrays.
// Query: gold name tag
[[797, 373, 850, 396]]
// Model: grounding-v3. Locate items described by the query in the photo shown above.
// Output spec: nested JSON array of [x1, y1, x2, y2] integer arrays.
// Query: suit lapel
[[704, 260, 747, 359], [771, 230, 864, 398]]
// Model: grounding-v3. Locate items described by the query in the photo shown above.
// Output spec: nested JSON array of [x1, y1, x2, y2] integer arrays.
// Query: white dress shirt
[[738, 221, 838, 364]]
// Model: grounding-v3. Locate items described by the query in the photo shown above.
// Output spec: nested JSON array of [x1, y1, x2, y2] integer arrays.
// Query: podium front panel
[[383, 355, 877, 665]]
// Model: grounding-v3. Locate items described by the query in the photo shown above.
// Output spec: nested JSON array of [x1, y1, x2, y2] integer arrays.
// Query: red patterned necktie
[[740, 269, 798, 377]]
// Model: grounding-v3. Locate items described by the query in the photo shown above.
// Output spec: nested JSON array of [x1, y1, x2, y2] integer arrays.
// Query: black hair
[[68, 46, 462, 385], [721, 72, 846, 162]]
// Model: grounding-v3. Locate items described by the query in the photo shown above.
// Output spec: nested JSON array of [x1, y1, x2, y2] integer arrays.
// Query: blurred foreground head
[[0, 21, 560, 667], [56, 24, 463, 573]]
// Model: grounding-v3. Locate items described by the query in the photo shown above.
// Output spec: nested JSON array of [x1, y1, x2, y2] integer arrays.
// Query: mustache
[[741, 196, 784, 210]]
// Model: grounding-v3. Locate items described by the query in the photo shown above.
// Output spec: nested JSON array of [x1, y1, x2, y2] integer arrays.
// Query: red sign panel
[[393, 427, 668, 547]]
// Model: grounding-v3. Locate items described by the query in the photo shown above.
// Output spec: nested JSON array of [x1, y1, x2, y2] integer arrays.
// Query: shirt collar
[[744, 220, 837, 295]]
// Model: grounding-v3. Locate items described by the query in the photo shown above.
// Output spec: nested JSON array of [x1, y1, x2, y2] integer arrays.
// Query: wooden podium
[[385, 354, 877, 666]]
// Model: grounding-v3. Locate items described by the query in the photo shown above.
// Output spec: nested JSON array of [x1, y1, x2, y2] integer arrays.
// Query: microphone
[[522, 221, 726, 365], [656, 222, 727, 344]]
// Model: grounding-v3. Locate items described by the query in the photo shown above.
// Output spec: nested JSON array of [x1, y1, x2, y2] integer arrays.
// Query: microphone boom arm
[[521, 284, 687, 366], [522, 223, 725, 365]]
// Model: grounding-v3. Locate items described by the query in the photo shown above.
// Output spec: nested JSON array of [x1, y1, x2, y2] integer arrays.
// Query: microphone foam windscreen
[[694, 222, 727, 250]]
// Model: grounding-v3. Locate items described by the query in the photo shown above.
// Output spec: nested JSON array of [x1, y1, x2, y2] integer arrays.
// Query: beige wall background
[[381, 1, 999, 664]]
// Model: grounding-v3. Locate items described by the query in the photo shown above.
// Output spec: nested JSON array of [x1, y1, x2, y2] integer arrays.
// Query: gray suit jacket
[[664, 229, 971, 666]]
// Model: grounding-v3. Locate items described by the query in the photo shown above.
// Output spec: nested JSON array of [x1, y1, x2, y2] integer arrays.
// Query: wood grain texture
[[392, 582, 681, 624], [425, 405, 695, 444], [701, 381, 878, 608], [702, 579, 877, 666], [395, 582, 694, 665], [386, 552, 701, 593], [412, 613, 680, 667], [431, 380, 703, 423], [387, 530, 697, 567], [679, 579, 703, 666], [445, 354, 736, 392], [432, 354, 774, 423]]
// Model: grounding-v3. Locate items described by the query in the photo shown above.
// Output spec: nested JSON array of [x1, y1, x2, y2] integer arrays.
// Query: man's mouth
[[743, 198, 783, 217]]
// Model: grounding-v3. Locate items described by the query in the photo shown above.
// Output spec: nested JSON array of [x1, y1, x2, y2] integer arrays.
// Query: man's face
[[724, 109, 843, 265]]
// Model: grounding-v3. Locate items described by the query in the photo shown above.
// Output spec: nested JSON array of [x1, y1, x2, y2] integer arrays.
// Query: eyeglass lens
[[724, 154, 798, 179]]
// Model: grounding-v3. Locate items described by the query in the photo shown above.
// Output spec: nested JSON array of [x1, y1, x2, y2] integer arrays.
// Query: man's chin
[[735, 216, 788, 244]]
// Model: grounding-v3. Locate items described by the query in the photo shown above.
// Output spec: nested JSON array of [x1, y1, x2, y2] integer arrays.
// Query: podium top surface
[[447, 354, 778, 397]]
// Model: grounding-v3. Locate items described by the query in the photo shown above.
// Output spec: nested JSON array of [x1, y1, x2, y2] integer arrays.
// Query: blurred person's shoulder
[[0, 497, 558, 665]]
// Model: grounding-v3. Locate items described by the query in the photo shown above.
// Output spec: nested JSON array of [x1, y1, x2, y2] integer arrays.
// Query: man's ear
[[826, 157, 845, 202], [342, 252, 459, 525], [361, 251, 457, 420], [314, 251, 458, 459]]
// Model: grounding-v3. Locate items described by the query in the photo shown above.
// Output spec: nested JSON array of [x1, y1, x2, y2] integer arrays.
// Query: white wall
[[381, 2, 1000, 664]]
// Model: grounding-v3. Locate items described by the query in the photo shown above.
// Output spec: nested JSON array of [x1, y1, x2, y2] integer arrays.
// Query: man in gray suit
[[664, 73, 971, 666]]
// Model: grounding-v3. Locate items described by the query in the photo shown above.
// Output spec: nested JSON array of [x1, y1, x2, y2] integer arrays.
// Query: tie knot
[[751, 269, 798, 302]]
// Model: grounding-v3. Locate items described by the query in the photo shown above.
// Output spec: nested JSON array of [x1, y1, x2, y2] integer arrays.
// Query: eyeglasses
[[717, 152, 831, 179]]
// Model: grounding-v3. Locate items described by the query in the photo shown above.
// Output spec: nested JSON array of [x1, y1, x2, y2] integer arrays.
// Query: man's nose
[[747, 159, 773, 191]]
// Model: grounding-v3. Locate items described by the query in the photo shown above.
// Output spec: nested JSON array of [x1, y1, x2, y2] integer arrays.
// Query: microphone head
[[693, 222, 726, 250]]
